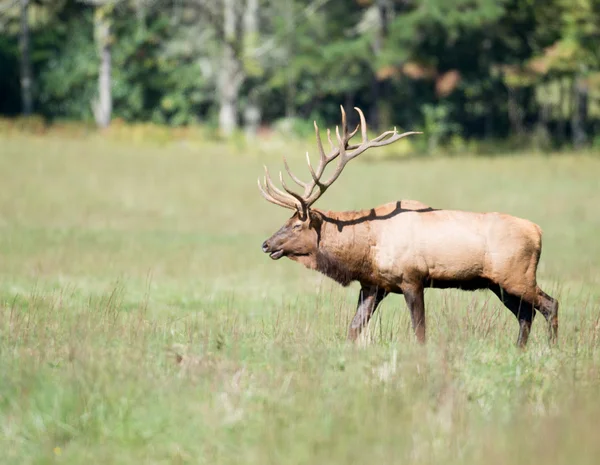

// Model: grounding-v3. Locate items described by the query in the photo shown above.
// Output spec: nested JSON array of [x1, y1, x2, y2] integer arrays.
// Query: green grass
[[1, 133, 600, 464]]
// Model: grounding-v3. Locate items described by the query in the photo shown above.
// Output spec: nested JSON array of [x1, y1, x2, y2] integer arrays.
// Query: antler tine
[[371, 130, 424, 145], [336, 106, 360, 151], [305, 120, 341, 196], [355, 107, 369, 144], [338, 104, 361, 143], [279, 171, 308, 209], [336, 124, 348, 163], [263, 165, 301, 209], [335, 125, 344, 150], [304, 107, 422, 206], [371, 129, 398, 142], [313, 121, 329, 171], [257, 105, 422, 212], [306, 151, 318, 182], [257, 178, 296, 210], [326, 128, 335, 152], [340, 105, 348, 142], [283, 156, 308, 189]]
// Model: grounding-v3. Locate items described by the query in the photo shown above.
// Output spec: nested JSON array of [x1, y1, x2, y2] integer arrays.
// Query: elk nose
[[261, 241, 269, 253]]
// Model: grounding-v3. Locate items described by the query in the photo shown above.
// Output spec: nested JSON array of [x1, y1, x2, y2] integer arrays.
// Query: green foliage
[[1, 0, 599, 146], [110, 14, 172, 122], [422, 102, 461, 153], [151, 50, 211, 126], [36, 6, 176, 123], [37, 16, 97, 121]]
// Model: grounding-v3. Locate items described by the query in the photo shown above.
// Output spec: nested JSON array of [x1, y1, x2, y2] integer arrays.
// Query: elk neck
[[301, 208, 377, 287]]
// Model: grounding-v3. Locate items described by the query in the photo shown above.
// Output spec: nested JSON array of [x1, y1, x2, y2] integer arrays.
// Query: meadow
[[1, 132, 600, 464]]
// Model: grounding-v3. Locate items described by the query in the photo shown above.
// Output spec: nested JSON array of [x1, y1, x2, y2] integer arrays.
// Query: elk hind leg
[[402, 283, 426, 344], [491, 286, 536, 348], [348, 285, 388, 342], [534, 287, 559, 346]]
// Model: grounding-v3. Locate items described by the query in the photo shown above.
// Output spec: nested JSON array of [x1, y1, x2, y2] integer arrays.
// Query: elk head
[[260, 210, 321, 261], [258, 106, 421, 261]]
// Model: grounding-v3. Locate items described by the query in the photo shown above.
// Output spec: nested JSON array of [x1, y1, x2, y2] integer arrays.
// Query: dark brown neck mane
[[311, 209, 376, 287], [314, 249, 358, 287]]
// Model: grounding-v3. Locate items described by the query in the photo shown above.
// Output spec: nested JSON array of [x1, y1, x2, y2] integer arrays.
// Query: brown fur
[[262, 199, 559, 348]]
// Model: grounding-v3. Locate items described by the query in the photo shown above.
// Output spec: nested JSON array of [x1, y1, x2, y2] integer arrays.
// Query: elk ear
[[308, 209, 322, 229]]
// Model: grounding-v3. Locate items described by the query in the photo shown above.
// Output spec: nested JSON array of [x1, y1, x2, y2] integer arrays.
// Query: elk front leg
[[347, 285, 388, 341], [402, 283, 426, 344]]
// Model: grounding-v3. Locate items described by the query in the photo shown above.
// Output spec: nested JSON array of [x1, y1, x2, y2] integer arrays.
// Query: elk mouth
[[269, 250, 284, 260]]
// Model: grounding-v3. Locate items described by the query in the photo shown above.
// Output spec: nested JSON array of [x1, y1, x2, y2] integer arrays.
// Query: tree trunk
[[218, 90, 237, 136], [244, 90, 261, 140], [244, 0, 258, 39], [284, 0, 296, 118], [484, 102, 494, 139], [218, 45, 242, 136], [571, 76, 588, 148], [218, 0, 242, 136], [557, 77, 567, 144], [507, 86, 524, 136], [19, 0, 33, 115], [370, 0, 393, 130], [93, 4, 113, 129], [242, 0, 260, 138]]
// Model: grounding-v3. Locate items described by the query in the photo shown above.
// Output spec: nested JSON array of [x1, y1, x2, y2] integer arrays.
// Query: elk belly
[[418, 225, 487, 281]]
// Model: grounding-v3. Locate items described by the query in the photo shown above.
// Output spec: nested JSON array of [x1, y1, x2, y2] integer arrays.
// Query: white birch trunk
[[93, 4, 113, 128], [217, 0, 240, 136], [243, 0, 260, 138], [19, 0, 33, 115]]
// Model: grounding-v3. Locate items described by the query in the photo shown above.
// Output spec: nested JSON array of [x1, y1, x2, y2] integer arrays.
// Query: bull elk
[[258, 106, 558, 347]]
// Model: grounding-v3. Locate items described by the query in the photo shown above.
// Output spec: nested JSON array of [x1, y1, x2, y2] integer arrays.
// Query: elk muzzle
[[261, 240, 284, 260]]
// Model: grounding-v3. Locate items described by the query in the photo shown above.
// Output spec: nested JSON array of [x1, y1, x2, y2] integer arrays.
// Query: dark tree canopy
[[1, 0, 599, 148]]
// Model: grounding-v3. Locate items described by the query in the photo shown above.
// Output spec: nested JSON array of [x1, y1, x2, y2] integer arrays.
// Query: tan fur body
[[305, 200, 542, 301]]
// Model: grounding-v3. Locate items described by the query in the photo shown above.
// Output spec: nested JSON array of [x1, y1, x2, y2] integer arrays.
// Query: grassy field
[[1, 133, 600, 465]]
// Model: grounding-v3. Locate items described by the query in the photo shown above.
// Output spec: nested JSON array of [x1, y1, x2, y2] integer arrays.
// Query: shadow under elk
[[258, 106, 558, 348]]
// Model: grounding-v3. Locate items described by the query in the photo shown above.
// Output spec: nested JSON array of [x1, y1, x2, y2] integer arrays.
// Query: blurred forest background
[[1, 0, 599, 152]]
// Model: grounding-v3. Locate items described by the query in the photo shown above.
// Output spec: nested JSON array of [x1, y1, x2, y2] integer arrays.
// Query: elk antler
[[258, 106, 422, 215]]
